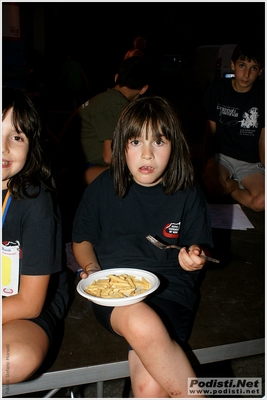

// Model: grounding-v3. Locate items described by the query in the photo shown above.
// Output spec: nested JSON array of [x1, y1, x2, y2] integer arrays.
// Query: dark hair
[[231, 40, 265, 68], [115, 56, 150, 90], [2, 86, 56, 200], [110, 96, 194, 198], [133, 36, 146, 51]]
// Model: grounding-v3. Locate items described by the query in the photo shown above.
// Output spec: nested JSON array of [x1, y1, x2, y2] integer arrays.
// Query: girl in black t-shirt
[[73, 96, 214, 398], [2, 87, 69, 384]]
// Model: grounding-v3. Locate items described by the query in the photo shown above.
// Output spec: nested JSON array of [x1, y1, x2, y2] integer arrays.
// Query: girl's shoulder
[[14, 184, 58, 216], [19, 183, 54, 200], [92, 168, 112, 185], [7, 185, 58, 227], [84, 169, 113, 195]]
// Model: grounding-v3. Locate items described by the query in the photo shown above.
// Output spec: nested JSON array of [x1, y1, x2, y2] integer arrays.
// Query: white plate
[[76, 268, 160, 307]]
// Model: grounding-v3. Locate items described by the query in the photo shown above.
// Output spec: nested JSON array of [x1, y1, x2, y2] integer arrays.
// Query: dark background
[[43, 2, 265, 60], [2, 2, 266, 272], [2, 2, 265, 95]]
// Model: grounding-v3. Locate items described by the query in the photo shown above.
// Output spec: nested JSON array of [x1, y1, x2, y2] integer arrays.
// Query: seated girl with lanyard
[[2, 87, 69, 384]]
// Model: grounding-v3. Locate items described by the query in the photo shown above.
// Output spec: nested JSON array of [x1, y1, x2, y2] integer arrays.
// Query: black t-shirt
[[202, 79, 265, 163], [72, 170, 214, 310], [2, 185, 69, 320]]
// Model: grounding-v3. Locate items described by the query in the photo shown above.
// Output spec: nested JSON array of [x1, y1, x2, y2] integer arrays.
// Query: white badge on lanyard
[[2, 241, 20, 296], [2, 190, 20, 296]]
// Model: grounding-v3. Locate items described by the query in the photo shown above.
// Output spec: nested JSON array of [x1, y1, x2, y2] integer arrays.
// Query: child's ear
[[258, 68, 264, 76], [114, 73, 119, 83], [139, 84, 149, 95], [231, 60, 235, 71]]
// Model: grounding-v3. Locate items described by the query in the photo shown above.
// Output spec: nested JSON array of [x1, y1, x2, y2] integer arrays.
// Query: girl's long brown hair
[[110, 96, 194, 198], [2, 87, 56, 200]]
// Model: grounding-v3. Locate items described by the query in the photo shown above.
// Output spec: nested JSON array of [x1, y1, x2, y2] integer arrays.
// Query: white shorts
[[214, 153, 265, 189]]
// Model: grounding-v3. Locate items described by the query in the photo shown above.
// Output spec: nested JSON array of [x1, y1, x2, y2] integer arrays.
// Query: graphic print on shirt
[[218, 104, 259, 136], [163, 222, 181, 238], [240, 107, 259, 131]]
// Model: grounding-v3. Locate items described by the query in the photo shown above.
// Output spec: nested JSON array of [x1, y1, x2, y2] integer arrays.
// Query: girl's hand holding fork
[[178, 245, 207, 271]]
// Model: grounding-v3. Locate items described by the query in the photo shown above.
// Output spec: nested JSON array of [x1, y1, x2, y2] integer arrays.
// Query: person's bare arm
[[72, 241, 101, 279], [102, 139, 112, 164], [202, 119, 216, 168], [259, 127, 265, 166], [83, 139, 112, 185], [83, 165, 109, 185], [82, 70, 88, 87], [2, 275, 50, 324]]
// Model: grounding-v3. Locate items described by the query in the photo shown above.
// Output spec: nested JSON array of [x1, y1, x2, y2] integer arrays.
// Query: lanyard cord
[[2, 190, 11, 227]]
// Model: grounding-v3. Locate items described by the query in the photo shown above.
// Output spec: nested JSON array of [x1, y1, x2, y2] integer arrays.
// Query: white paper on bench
[[208, 204, 254, 230]]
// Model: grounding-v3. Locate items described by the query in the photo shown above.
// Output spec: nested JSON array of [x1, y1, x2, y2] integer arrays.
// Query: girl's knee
[[132, 378, 168, 398], [113, 303, 162, 347], [2, 340, 46, 384]]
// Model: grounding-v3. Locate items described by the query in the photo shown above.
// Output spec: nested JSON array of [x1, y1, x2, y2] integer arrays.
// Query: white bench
[[2, 338, 264, 397]]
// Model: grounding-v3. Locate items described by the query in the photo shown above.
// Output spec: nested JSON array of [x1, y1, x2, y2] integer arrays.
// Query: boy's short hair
[[231, 39, 265, 68], [115, 56, 150, 90]]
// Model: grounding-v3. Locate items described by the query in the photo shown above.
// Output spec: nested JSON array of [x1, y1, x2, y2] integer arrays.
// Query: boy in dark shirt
[[202, 40, 265, 212]]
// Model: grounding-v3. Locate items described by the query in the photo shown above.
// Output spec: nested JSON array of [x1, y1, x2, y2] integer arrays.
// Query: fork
[[146, 235, 220, 263]]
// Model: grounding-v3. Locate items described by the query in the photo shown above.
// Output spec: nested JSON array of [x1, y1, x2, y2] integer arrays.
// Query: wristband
[[84, 263, 93, 271], [84, 263, 100, 273]]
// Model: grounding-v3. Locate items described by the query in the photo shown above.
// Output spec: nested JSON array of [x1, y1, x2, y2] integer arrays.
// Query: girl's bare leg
[[2, 320, 50, 384], [203, 159, 238, 196], [129, 350, 168, 397], [111, 302, 204, 398], [231, 172, 265, 212]]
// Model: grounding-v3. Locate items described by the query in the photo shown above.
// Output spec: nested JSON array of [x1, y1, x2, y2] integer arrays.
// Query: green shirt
[[78, 88, 129, 165]]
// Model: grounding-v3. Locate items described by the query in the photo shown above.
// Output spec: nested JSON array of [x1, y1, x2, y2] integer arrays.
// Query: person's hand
[[178, 246, 206, 272], [79, 264, 101, 279]]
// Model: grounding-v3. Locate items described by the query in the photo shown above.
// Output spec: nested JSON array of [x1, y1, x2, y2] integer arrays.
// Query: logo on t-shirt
[[218, 104, 259, 135], [163, 222, 181, 238], [240, 107, 259, 130]]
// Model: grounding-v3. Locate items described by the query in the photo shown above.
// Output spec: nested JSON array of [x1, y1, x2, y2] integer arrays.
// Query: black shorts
[[29, 309, 58, 345], [29, 309, 65, 372], [91, 295, 194, 350]]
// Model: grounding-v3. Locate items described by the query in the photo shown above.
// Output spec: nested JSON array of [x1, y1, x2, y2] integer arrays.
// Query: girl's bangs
[[126, 115, 169, 141], [12, 109, 27, 135]]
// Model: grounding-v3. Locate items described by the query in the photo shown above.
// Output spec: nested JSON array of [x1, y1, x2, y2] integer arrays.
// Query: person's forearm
[[72, 241, 100, 272], [202, 119, 216, 168], [102, 139, 112, 164]]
